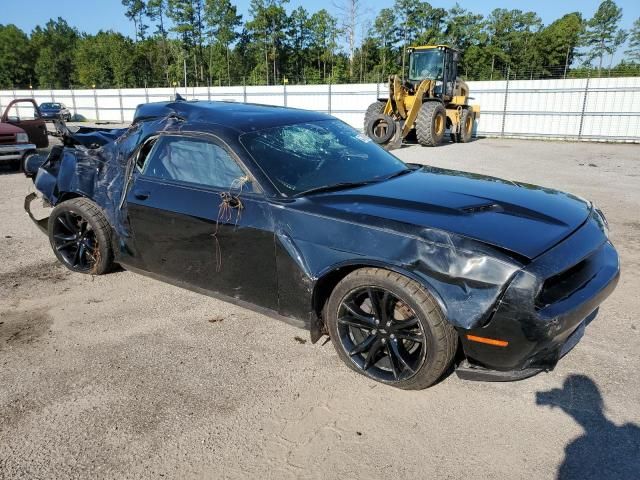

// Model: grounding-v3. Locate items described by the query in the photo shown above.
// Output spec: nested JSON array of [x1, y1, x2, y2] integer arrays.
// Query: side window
[[142, 136, 250, 190]]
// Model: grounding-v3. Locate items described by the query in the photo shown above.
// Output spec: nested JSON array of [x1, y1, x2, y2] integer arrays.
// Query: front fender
[[274, 209, 521, 332]]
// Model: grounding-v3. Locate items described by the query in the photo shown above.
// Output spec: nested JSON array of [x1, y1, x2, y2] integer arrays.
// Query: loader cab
[[407, 46, 459, 99]]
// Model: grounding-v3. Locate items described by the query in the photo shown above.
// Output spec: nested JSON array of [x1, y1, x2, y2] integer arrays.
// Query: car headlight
[[593, 205, 609, 239], [16, 132, 29, 143]]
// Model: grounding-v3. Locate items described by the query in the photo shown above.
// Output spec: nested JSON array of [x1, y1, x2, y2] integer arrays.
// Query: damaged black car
[[24, 99, 620, 389]]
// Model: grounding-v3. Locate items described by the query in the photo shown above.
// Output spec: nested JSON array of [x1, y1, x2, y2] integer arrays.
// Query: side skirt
[[120, 263, 311, 332]]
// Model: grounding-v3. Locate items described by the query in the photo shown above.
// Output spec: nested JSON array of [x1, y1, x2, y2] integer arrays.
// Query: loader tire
[[416, 102, 446, 147], [452, 108, 474, 143], [364, 101, 386, 131], [366, 114, 396, 144]]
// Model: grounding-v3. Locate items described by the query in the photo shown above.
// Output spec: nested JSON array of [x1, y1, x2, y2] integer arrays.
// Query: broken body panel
[[25, 100, 620, 381]]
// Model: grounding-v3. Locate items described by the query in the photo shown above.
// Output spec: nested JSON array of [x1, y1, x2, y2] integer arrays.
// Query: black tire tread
[[364, 101, 386, 130], [48, 197, 114, 275], [415, 102, 446, 147], [459, 108, 473, 143], [326, 267, 457, 390]]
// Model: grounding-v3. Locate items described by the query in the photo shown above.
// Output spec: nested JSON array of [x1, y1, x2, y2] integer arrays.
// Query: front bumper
[[0, 143, 36, 162], [457, 210, 620, 381]]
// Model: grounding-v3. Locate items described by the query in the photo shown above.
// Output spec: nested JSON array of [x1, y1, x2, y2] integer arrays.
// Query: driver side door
[[125, 133, 279, 311], [1, 99, 48, 148]]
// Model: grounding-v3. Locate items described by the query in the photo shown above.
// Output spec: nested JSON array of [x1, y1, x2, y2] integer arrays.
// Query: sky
[[2, 0, 639, 61]]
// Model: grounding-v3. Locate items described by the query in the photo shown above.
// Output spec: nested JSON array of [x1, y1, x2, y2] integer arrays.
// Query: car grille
[[0, 133, 16, 145], [536, 252, 599, 309]]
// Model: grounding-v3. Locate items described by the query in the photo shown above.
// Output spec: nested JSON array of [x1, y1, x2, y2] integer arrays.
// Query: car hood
[[0, 122, 25, 135], [306, 166, 591, 260]]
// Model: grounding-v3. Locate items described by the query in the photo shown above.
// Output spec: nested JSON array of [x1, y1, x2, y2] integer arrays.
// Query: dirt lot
[[1, 138, 639, 479]]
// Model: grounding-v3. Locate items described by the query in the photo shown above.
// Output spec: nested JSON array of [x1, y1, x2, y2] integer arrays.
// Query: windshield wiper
[[293, 168, 414, 198], [294, 180, 377, 197], [379, 167, 414, 181]]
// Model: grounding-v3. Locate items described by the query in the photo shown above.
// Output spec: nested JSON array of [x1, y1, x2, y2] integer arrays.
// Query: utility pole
[[184, 58, 188, 91]]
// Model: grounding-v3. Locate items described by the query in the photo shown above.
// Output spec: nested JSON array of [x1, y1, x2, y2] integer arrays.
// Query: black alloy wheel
[[337, 286, 426, 382], [48, 198, 114, 275], [52, 210, 99, 272], [326, 268, 457, 389]]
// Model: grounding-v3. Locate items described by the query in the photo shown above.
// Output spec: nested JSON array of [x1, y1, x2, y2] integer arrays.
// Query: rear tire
[[452, 108, 473, 143], [364, 101, 386, 131], [416, 102, 446, 147], [326, 268, 457, 389], [48, 198, 114, 275]]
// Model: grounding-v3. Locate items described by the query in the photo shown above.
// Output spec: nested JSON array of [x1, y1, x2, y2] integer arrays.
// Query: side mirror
[[7, 116, 20, 122]]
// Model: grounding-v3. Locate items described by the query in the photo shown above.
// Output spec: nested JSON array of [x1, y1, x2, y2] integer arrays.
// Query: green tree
[[372, 8, 396, 80], [204, 0, 242, 85], [168, 0, 205, 85], [31, 18, 79, 88], [483, 9, 542, 78], [0, 25, 34, 88], [286, 7, 313, 82], [246, 0, 289, 84], [535, 13, 584, 77], [443, 3, 483, 51], [74, 31, 139, 87], [308, 9, 339, 82], [122, 0, 148, 41], [625, 18, 640, 63], [583, 0, 625, 69], [146, 0, 170, 85]]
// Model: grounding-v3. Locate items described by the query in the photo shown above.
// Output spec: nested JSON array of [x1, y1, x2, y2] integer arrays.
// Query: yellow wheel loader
[[364, 45, 480, 148]]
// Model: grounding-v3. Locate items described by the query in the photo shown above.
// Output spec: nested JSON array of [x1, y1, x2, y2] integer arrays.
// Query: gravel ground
[[0, 137, 639, 479]]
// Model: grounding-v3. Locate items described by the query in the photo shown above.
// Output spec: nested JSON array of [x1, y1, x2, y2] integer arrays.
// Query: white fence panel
[[0, 77, 638, 142]]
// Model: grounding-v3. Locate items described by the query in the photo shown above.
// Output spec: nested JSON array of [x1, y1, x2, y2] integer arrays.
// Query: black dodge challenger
[[24, 100, 620, 389]]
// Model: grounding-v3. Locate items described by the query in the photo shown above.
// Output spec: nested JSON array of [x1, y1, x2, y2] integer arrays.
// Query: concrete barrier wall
[[1, 77, 639, 142]]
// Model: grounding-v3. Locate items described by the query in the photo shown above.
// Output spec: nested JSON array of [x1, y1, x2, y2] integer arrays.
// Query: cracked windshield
[[241, 119, 407, 196]]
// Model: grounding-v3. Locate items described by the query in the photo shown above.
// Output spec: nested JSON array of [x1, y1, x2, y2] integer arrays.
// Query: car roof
[[133, 100, 332, 133]]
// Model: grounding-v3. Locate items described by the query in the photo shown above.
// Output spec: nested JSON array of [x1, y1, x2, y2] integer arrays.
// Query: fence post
[[118, 88, 124, 123], [51, 89, 56, 103], [578, 73, 591, 140], [207, 84, 211, 101], [12, 87, 19, 117], [70, 88, 77, 119], [328, 81, 332, 115], [501, 66, 510, 138], [283, 82, 287, 107], [243, 78, 247, 103], [145, 82, 150, 104], [93, 87, 99, 122]]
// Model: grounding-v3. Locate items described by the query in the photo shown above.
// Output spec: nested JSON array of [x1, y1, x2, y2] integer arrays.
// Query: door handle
[[133, 190, 150, 200]]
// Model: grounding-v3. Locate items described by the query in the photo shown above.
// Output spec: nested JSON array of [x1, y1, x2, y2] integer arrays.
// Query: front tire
[[326, 268, 457, 389], [48, 198, 114, 275], [416, 102, 446, 146]]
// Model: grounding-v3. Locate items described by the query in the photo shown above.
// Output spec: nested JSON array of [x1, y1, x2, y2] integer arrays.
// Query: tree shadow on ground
[[536, 374, 640, 480]]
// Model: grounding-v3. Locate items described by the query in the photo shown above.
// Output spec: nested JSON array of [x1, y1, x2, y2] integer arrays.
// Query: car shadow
[[536, 374, 640, 480]]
